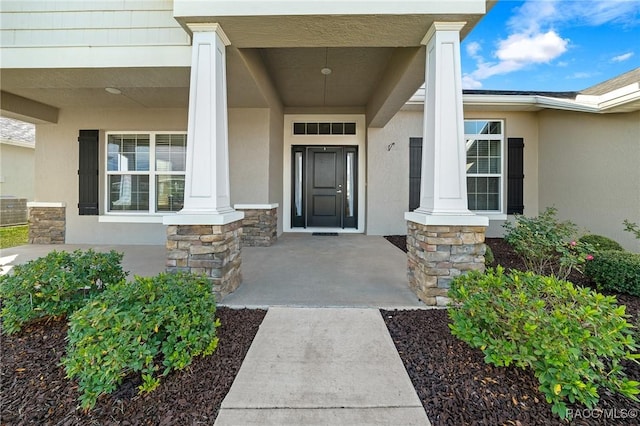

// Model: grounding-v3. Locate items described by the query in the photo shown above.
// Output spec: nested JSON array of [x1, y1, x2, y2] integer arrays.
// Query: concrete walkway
[[214, 307, 431, 425]]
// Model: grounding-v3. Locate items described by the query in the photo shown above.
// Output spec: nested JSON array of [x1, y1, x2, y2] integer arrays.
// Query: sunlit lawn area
[[0, 225, 28, 249]]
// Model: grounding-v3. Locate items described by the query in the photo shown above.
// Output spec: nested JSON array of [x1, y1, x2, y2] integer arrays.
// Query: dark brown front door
[[307, 147, 343, 227]]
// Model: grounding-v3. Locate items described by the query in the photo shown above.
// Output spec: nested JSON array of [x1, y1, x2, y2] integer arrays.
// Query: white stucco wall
[[538, 110, 640, 252], [35, 107, 188, 245], [0, 142, 35, 199]]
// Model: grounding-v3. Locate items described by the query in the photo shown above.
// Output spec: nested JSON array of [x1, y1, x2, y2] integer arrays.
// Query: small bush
[[0, 250, 126, 334], [503, 207, 594, 280], [448, 268, 640, 419], [578, 234, 624, 252], [62, 272, 220, 410], [484, 244, 494, 266], [585, 250, 640, 297]]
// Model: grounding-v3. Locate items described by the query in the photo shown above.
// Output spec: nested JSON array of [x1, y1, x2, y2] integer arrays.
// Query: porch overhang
[[174, 0, 494, 126]]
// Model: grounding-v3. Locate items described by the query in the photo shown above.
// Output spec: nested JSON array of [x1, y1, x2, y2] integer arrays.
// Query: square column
[[405, 22, 488, 306], [164, 23, 243, 297]]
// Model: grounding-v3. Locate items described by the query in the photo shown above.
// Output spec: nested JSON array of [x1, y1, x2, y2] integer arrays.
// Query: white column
[[164, 23, 243, 226], [405, 22, 487, 227]]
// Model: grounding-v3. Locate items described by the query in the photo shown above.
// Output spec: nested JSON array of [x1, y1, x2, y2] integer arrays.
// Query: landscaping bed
[[2, 237, 639, 425], [1, 308, 265, 425], [384, 236, 640, 425]]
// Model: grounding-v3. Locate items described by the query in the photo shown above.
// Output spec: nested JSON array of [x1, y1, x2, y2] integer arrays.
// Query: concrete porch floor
[[0, 234, 425, 309]]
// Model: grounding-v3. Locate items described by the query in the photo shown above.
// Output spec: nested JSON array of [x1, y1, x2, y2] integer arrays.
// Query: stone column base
[[407, 221, 486, 306], [27, 202, 66, 244], [234, 204, 278, 247], [166, 221, 242, 299]]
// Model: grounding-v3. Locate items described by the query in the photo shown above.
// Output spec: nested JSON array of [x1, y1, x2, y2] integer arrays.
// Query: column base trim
[[405, 211, 489, 227], [163, 211, 245, 226]]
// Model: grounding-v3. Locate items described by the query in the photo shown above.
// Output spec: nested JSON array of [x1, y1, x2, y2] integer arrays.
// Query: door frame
[[283, 114, 366, 233]]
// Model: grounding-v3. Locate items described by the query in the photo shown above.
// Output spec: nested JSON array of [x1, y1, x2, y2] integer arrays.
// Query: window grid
[[465, 120, 504, 212], [106, 132, 186, 214]]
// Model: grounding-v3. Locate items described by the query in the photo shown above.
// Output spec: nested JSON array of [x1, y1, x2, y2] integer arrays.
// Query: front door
[[307, 147, 343, 227], [291, 145, 358, 229]]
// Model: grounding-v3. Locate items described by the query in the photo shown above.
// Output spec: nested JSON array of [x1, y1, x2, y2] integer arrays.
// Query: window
[[465, 120, 503, 212], [106, 132, 186, 214]]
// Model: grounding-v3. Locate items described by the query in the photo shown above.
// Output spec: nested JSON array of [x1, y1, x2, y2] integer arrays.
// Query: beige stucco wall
[[268, 105, 284, 235], [367, 109, 540, 236], [229, 108, 270, 205], [539, 110, 640, 252], [0, 142, 35, 199], [367, 109, 422, 235], [464, 110, 540, 237], [35, 108, 188, 245]]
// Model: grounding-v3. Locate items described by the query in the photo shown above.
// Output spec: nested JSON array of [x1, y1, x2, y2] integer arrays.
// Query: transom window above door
[[293, 122, 356, 135]]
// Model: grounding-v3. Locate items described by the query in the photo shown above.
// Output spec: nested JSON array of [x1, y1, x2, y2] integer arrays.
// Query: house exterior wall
[[0, 142, 34, 199], [229, 108, 271, 205], [538, 110, 640, 252], [367, 109, 422, 235], [1, 0, 190, 67], [464, 110, 540, 237], [367, 109, 540, 237], [35, 107, 188, 245]]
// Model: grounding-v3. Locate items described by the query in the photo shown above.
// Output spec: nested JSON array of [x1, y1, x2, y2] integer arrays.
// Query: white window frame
[[464, 119, 505, 215], [103, 131, 187, 217]]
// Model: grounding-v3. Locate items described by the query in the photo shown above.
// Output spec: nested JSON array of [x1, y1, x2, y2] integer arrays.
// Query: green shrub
[[62, 272, 220, 410], [579, 234, 624, 252], [502, 207, 594, 280], [0, 250, 126, 334], [448, 268, 640, 419], [484, 244, 494, 266], [585, 250, 640, 297]]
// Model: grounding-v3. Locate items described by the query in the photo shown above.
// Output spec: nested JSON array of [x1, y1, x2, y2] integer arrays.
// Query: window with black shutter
[[409, 137, 422, 211], [78, 130, 99, 215], [507, 137, 524, 215]]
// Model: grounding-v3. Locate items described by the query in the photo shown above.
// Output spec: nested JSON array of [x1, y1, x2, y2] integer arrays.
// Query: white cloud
[[612, 52, 634, 62], [568, 72, 594, 79], [462, 75, 483, 89], [496, 31, 568, 64], [464, 0, 640, 87]]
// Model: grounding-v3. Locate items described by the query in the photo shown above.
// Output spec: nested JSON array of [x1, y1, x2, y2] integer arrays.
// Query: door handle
[[336, 190, 342, 193]]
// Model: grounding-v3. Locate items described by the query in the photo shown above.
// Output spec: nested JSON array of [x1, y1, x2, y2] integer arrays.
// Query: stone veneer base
[[407, 221, 487, 306], [28, 205, 66, 244], [235, 207, 277, 247], [166, 221, 242, 299]]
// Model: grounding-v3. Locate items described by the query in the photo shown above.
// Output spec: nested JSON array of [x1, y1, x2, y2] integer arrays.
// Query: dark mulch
[[1, 308, 265, 425], [383, 235, 640, 425]]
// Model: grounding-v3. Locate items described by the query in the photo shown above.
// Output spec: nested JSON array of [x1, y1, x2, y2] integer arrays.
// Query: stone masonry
[[28, 206, 66, 244], [407, 221, 486, 306], [235, 207, 277, 247], [166, 221, 242, 299]]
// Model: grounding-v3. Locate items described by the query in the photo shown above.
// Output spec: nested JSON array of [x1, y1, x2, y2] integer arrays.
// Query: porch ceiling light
[[320, 67, 332, 75], [105, 87, 122, 95]]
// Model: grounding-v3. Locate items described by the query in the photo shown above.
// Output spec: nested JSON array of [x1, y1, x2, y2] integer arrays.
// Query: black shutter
[[507, 137, 524, 215], [78, 130, 99, 215], [409, 138, 422, 211]]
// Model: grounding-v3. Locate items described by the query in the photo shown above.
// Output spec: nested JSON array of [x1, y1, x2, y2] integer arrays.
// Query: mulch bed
[[3, 238, 639, 425], [1, 308, 265, 425], [383, 235, 640, 425]]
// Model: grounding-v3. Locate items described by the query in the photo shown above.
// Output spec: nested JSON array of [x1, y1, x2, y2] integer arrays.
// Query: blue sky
[[461, 0, 640, 91]]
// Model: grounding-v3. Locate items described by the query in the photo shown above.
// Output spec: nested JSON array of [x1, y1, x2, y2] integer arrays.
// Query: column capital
[[421, 21, 467, 45], [186, 23, 231, 46]]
